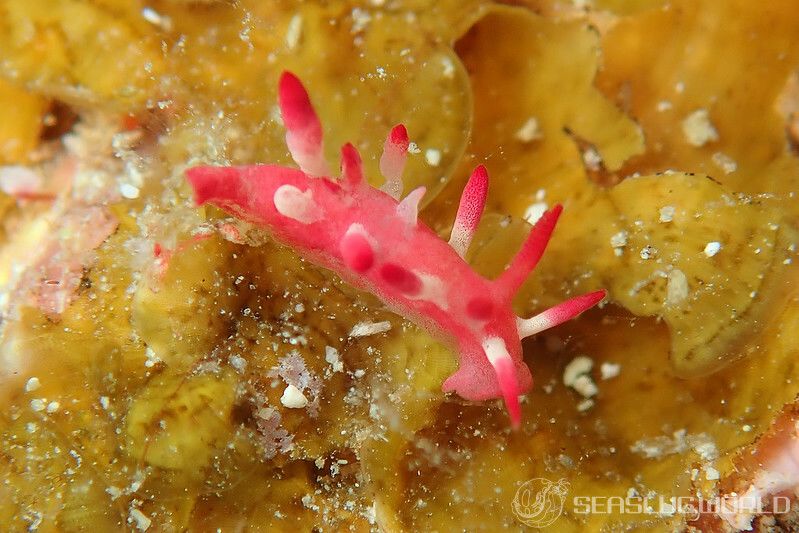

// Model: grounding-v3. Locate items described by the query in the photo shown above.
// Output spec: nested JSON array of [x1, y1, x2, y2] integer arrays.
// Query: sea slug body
[[186, 71, 606, 428]]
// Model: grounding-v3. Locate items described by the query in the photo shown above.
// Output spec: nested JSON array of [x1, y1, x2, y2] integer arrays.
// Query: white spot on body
[[406, 272, 449, 310], [273, 185, 322, 224]]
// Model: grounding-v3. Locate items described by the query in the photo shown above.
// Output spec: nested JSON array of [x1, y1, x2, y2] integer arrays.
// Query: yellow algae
[[0, 79, 47, 164], [1, 1, 799, 532], [126, 370, 238, 471]]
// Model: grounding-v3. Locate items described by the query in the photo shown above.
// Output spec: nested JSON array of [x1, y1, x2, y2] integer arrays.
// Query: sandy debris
[[349, 321, 392, 337], [515, 117, 542, 143], [682, 109, 719, 147], [665, 269, 689, 306], [704, 241, 722, 257], [600, 362, 621, 380], [280, 384, 309, 409]]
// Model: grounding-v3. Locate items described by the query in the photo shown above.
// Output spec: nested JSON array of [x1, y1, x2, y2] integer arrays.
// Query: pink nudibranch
[[186, 71, 606, 428]]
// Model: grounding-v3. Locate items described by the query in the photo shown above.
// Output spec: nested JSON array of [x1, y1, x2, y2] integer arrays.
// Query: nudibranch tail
[[186, 166, 244, 207], [185, 71, 608, 429], [278, 71, 330, 177], [379, 124, 410, 199], [516, 290, 607, 339], [449, 165, 489, 258], [495, 204, 563, 298]]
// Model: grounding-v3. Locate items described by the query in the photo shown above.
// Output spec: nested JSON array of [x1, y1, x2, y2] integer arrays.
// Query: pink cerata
[[186, 71, 606, 428]]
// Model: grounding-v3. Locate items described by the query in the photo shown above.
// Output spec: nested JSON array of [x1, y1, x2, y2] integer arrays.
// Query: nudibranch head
[[186, 71, 606, 428]]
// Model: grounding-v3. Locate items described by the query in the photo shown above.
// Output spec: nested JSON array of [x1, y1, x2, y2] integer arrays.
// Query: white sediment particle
[[563, 356, 598, 399], [30, 399, 46, 412], [659, 206, 675, 223], [523, 202, 548, 225], [425, 148, 442, 167], [640, 245, 656, 260], [705, 466, 720, 481], [515, 117, 542, 143], [610, 231, 628, 247], [576, 398, 595, 412], [682, 109, 719, 147], [119, 183, 140, 199], [280, 384, 308, 409], [350, 8, 372, 33], [440, 56, 455, 79], [582, 146, 603, 170], [25, 377, 41, 392], [704, 241, 722, 257], [46, 401, 60, 414], [694, 440, 718, 461], [144, 347, 160, 368], [229, 354, 247, 372], [142, 7, 172, 31], [630, 430, 716, 460], [665, 269, 689, 306], [407, 142, 421, 154], [286, 14, 303, 49], [712, 152, 738, 174], [600, 362, 621, 380], [349, 321, 391, 338], [656, 100, 673, 112], [325, 346, 344, 373], [99, 396, 110, 410], [572, 375, 598, 398], [128, 507, 152, 531], [563, 356, 593, 386]]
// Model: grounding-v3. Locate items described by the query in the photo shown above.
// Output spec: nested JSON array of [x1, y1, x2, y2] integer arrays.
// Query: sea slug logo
[[512, 477, 570, 528]]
